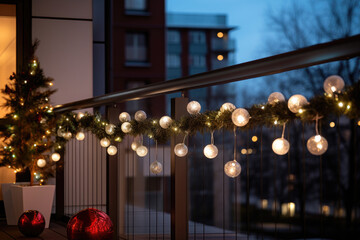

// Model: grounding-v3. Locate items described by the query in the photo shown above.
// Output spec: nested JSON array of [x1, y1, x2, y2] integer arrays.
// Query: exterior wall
[[32, 0, 93, 106]]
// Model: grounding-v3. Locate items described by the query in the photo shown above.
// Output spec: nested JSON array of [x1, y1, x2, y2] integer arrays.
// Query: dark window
[[167, 30, 180, 44], [125, 0, 147, 11], [125, 32, 148, 63]]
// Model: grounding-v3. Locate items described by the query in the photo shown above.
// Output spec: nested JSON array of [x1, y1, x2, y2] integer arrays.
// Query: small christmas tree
[[0, 42, 57, 186]]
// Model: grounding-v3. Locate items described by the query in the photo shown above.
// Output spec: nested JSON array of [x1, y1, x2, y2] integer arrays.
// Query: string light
[[307, 115, 328, 155], [268, 92, 285, 105], [288, 94, 308, 113], [272, 124, 290, 155], [100, 138, 110, 148], [174, 134, 188, 157], [51, 153, 61, 162], [135, 110, 147, 121], [107, 145, 118, 155], [150, 141, 162, 174], [121, 122, 132, 133], [323, 75, 344, 95], [119, 112, 131, 122], [231, 108, 250, 127], [159, 116, 172, 129], [105, 124, 116, 135], [329, 122, 335, 128], [37, 159, 46, 168], [204, 131, 218, 159], [76, 132, 85, 141], [187, 101, 201, 115], [220, 102, 236, 112], [136, 145, 148, 157]]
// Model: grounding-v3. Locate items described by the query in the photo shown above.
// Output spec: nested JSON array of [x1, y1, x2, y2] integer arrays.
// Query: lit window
[[217, 55, 224, 61], [125, 0, 147, 11], [166, 54, 181, 68], [125, 33, 148, 62], [189, 31, 206, 44], [167, 30, 180, 44], [217, 32, 224, 38]]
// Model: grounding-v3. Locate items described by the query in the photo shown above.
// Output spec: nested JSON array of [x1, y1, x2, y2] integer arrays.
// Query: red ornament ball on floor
[[67, 208, 113, 240], [18, 210, 45, 237]]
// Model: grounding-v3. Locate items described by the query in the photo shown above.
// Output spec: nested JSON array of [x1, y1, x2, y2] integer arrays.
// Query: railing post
[[171, 97, 189, 240]]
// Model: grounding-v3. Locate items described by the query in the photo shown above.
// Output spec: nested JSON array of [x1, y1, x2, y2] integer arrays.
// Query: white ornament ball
[[224, 160, 241, 178], [272, 138, 290, 155], [231, 108, 250, 127], [220, 102, 236, 112], [136, 145, 148, 157], [63, 132, 72, 140], [76, 132, 85, 141], [135, 110, 147, 121], [37, 159, 46, 168], [57, 128, 65, 137], [121, 122, 132, 133], [323, 75, 345, 95], [76, 112, 84, 120], [307, 135, 328, 155], [100, 138, 111, 148], [105, 123, 116, 135], [150, 161, 163, 174], [203, 144, 218, 159], [159, 116, 173, 129], [107, 145, 118, 155], [187, 101, 201, 115], [131, 141, 141, 151], [119, 112, 131, 122], [288, 94, 308, 113], [268, 92, 285, 105], [174, 143, 188, 157], [51, 153, 61, 162]]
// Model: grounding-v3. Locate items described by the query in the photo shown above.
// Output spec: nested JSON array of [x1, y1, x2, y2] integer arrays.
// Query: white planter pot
[[1, 183, 55, 228]]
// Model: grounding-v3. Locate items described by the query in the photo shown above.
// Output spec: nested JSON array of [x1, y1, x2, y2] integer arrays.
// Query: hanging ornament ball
[[136, 145, 148, 157], [231, 108, 250, 127], [105, 124, 116, 135], [268, 92, 285, 105], [150, 161, 163, 174], [76, 132, 85, 141], [135, 110, 147, 121], [121, 122, 132, 133], [323, 75, 345, 95], [307, 135, 328, 155], [187, 101, 201, 115], [131, 141, 141, 151], [224, 160, 241, 178], [18, 210, 45, 237], [174, 143, 188, 157], [107, 145, 117, 155], [220, 102, 236, 112], [159, 116, 173, 129], [67, 208, 113, 240], [272, 138, 290, 155], [37, 159, 46, 168], [57, 128, 65, 137], [76, 112, 85, 120], [288, 94, 308, 113], [63, 132, 72, 140], [203, 144, 218, 159], [100, 138, 111, 148], [51, 153, 61, 162], [119, 112, 131, 122]]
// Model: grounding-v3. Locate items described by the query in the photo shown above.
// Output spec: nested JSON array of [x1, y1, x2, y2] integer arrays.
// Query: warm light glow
[[131, 141, 141, 151], [121, 122, 132, 133], [105, 123, 116, 135], [76, 132, 85, 141], [298, 109, 304, 114], [203, 144, 218, 159], [187, 101, 201, 114], [136, 145, 148, 157], [37, 159, 46, 168], [231, 108, 250, 127], [48, 82, 53, 86], [252, 136, 258, 142], [329, 122, 335, 128], [241, 148, 247, 154], [119, 112, 131, 122], [338, 102, 344, 107], [159, 116, 172, 129], [51, 153, 61, 162], [323, 75, 345, 94], [272, 138, 290, 155], [217, 55, 224, 61], [314, 135, 321, 142], [288, 94, 308, 113], [217, 32, 224, 38], [268, 92, 285, 105], [135, 110, 147, 121], [107, 145, 118, 155], [100, 138, 111, 148], [220, 102, 236, 112], [77, 112, 84, 120], [281, 202, 295, 217], [224, 160, 241, 178], [174, 143, 188, 157], [358, 120, 360, 126], [261, 199, 268, 209], [150, 161, 163, 174], [322, 205, 330, 216], [63, 132, 72, 140], [307, 135, 328, 155]]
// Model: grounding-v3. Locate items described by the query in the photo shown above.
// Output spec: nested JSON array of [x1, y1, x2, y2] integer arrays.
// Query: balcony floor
[[0, 220, 67, 240]]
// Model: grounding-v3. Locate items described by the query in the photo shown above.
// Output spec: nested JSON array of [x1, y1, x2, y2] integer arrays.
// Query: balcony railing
[[48, 34, 360, 240]]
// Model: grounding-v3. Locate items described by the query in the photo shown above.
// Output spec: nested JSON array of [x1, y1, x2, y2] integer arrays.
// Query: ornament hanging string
[[281, 123, 286, 139], [233, 127, 237, 160]]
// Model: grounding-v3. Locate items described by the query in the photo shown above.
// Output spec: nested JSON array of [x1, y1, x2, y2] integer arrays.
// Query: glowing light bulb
[[135, 110, 147, 121], [107, 145, 117, 155], [119, 112, 131, 122], [220, 102, 236, 112], [307, 135, 328, 155], [268, 92, 285, 105], [105, 123, 116, 135], [224, 160, 241, 178], [323, 75, 345, 94], [131, 141, 141, 151], [100, 138, 110, 148], [231, 108, 250, 127], [174, 143, 188, 157], [136, 145, 148, 157], [159, 116, 173, 129], [187, 101, 201, 115], [150, 161, 163, 174], [288, 94, 308, 113], [77, 112, 84, 120], [121, 122, 132, 133], [37, 159, 46, 168], [272, 138, 290, 155], [51, 153, 61, 162], [63, 132, 72, 140], [76, 132, 85, 141], [217, 32, 224, 38], [204, 144, 218, 159]]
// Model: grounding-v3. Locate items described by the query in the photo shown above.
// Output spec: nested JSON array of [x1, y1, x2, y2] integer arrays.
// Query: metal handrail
[[54, 34, 360, 113]]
